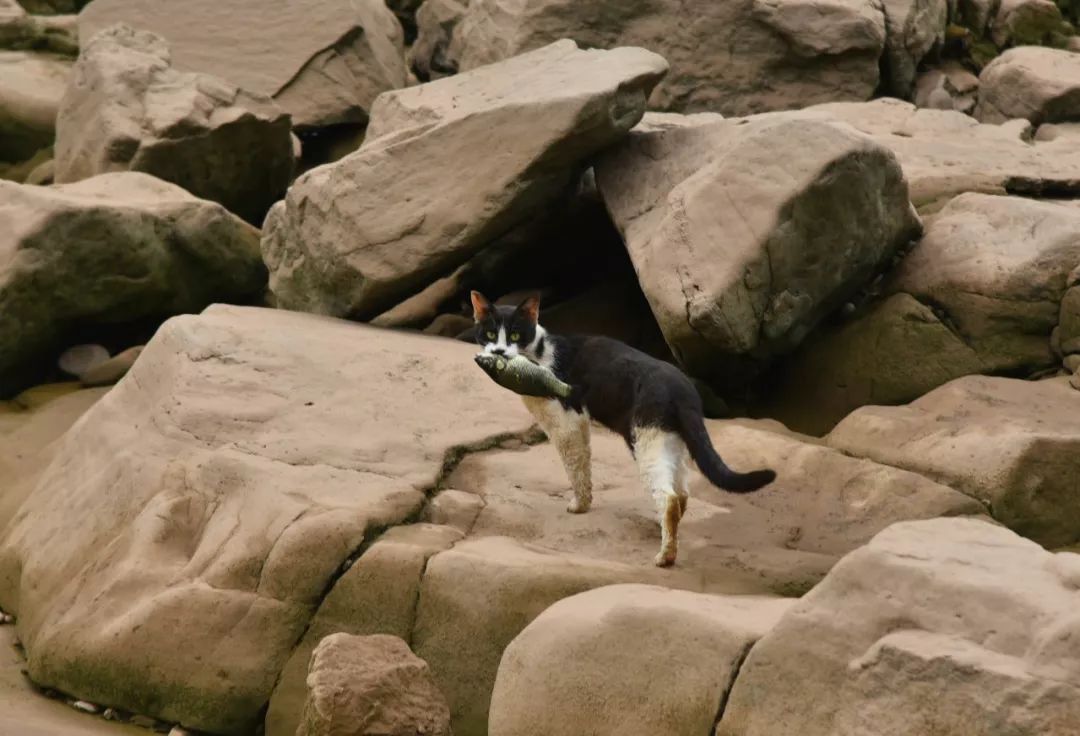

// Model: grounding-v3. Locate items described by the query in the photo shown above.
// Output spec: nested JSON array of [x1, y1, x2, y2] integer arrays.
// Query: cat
[[470, 290, 776, 567]]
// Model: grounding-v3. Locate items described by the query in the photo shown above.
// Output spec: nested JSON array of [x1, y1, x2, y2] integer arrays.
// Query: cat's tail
[[677, 406, 776, 493]]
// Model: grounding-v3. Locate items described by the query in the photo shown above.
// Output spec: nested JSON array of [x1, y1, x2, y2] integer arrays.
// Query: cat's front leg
[[520, 396, 592, 513]]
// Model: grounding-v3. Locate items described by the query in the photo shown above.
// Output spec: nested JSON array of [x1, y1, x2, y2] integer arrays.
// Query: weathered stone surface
[[879, 0, 948, 97], [262, 40, 667, 320], [914, 61, 978, 113], [805, 98, 1080, 210], [55, 24, 293, 224], [489, 585, 792, 736], [1061, 265, 1080, 356], [297, 634, 451, 736], [0, 50, 70, 163], [596, 114, 919, 378], [991, 0, 1069, 46], [828, 375, 1080, 547], [409, 0, 464, 80], [79, 0, 407, 129], [0, 2, 77, 55], [0, 305, 535, 733], [976, 46, 1080, 125], [717, 518, 1080, 736], [441, 0, 884, 115], [56, 344, 108, 378], [0, 173, 264, 396], [266, 524, 462, 736], [79, 345, 143, 387]]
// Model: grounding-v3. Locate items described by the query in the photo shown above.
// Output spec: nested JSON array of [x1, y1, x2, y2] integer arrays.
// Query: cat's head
[[470, 291, 540, 358]]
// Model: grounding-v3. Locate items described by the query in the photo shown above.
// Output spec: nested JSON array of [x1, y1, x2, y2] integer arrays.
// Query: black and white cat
[[470, 291, 776, 567]]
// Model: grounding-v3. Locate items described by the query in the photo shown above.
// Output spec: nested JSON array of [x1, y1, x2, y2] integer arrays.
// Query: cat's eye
[[486, 331, 497, 339], [510, 332, 520, 341]]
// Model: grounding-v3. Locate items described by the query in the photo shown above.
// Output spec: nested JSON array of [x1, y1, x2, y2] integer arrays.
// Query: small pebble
[[129, 714, 158, 728], [71, 700, 99, 714], [169, 727, 193, 736], [0, 612, 13, 624], [103, 708, 118, 721], [58, 344, 110, 378]]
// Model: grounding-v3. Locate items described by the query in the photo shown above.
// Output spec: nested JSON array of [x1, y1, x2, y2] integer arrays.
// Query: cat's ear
[[517, 294, 540, 325], [470, 291, 492, 322]]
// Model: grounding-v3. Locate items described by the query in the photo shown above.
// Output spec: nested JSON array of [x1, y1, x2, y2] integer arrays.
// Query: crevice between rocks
[[711, 639, 756, 733]]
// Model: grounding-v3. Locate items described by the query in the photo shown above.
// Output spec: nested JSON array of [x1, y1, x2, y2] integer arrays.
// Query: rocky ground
[[2, 0, 1080, 734]]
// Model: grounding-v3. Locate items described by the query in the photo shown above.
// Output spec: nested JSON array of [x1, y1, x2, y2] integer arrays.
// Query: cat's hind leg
[[674, 442, 691, 518], [521, 396, 592, 514], [632, 426, 686, 567]]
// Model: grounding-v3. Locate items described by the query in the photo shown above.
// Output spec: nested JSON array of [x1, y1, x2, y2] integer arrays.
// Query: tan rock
[[990, 0, 1068, 46], [489, 585, 792, 736], [409, 0, 464, 81], [56, 344, 109, 378], [79, 0, 407, 129], [441, 0, 883, 115], [297, 634, 451, 736], [977, 46, 1080, 125], [266, 524, 461, 736], [262, 40, 667, 319], [596, 114, 919, 378], [79, 346, 143, 387], [0, 305, 535, 733], [717, 518, 1080, 736], [879, 0, 949, 97], [420, 489, 483, 533], [451, 422, 984, 595], [828, 375, 1080, 547], [805, 98, 1080, 210], [1061, 266, 1080, 355], [55, 24, 293, 223], [0, 3, 78, 56], [914, 61, 979, 113], [22, 155, 52, 185], [0, 173, 264, 396], [0, 50, 70, 163]]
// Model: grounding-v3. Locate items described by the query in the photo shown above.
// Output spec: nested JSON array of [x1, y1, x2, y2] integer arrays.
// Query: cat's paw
[[654, 549, 677, 568], [566, 496, 591, 514]]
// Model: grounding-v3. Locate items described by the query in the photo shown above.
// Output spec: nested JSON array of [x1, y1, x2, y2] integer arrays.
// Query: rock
[[717, 518, 1080, 736], [79, 345, 143, 387], [70, 700, 97, 714], [420, 489, 484, 533], [489, 585, 793, 736], [595, 113, 920, 379], [409, 0, 465, 81], [891, 193, 1080, 372], [23, 156, 52, 185], [266, 524, 462, 736], [451, 421, 985, 594], [262, 40, 667, 319], [804, 98, 1080, 210], [386, 0, 424, 42], [879, 0, 949, 97], [976, 46, 1080, 126], [1063, 353, 1080, 372], [443, 0, 884, 115], [0, 3, 78, 56], [422, 313, 473, 338], [79, 0, 407, 130], [57, 344, 109, 378], [828, 375, 1080, 547], [297, 634, 451, 736], [0, 305, 536, 733], [54, 24, 293, 224], [15, 0, 83, 12], [761, 293, 986, 434], [914, 61, 979, 113], [0, 173, 265, 396], [990, 0, 1068, 46], [1061, 266, 1080, 354], [0, 145, 50, 183], [0, 51, 71, 164]]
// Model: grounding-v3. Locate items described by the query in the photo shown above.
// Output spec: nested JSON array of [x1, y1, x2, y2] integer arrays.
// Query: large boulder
[[0, 305, 538, 733], [297, 634, 452, 736], [716, 518, 1080, 736], [0, 50, 70, 164], [78, 0, 407, 129], [764, 193, 1080, 432], [595, 114, 920, 379], [0, 173, 264, 396], [804, 98, 1080, 210], [828, 375, 1080, 548], [976, 46, 1080, 125], [488, 585, 793, 736], [262, 40, 667, 320], [437, 0, 884, 115], [55, 24, 293, 223]]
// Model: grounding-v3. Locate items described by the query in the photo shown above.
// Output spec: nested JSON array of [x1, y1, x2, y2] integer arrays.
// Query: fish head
[[474, 352, 507, 381]]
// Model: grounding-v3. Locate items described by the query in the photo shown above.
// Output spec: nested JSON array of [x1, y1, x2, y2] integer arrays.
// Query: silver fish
[[474, 353, 572, 399]]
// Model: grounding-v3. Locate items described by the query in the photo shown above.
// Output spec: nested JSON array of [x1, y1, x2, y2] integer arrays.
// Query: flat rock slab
[[0, 305, 535, 733], [828, 375, 1080, 548]]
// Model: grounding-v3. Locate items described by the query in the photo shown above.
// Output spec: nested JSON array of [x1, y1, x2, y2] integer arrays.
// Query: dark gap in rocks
[[711, 640, 755, 732], [1004, 177, 1080, 199], [293, 123, 367, 177]]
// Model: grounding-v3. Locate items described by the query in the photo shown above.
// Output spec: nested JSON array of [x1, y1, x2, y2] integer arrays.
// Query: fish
[[473, 353, 572, 399]]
